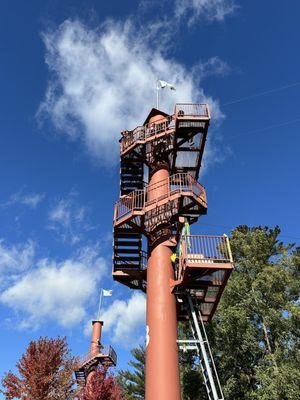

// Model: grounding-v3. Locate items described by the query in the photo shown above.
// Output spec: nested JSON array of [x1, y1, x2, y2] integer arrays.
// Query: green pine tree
[[117, 346, 145, 400], [120, 226, 300, 400], [211, 225, 300, 400]]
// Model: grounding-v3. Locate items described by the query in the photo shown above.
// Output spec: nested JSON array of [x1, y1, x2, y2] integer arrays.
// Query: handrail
[[80, 344, 117, 367], [174, 103, 210, 118], [120, 103, 210, 153], [183, 234, 232, 263], [121, 115, 173, 153], [114, 173, 206, 221]]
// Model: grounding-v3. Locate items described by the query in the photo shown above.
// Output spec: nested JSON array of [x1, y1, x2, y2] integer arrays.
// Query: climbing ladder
[[178, 294, 224, 400]]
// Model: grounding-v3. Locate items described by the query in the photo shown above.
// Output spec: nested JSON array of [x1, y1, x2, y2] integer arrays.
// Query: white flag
[[158, 80, 176, 90], [103, 289, 113, 297]]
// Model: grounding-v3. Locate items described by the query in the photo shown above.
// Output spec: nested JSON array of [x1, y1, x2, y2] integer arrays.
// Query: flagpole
[[97, 289, 103, 320], [156, 80, 160, 109]]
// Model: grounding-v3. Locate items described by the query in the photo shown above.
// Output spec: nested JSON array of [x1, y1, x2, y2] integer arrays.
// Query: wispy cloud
[[0, 243, 107, 329], [174, 0, 238, 25], [2, 188, 45, 209], [0, 240, 35, 284], [47, 193, 95, 245], [38, 18, 225, 165], [197, 56, 231, 79]]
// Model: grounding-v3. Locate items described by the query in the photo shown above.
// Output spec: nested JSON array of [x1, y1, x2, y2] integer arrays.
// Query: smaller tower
[[74, 320, 117, 386]]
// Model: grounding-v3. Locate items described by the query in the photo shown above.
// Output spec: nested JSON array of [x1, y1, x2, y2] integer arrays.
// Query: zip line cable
[[222, 81, 300, 107], [198, 82, 300, 240], [205, 79, 300, 141], [226, 118, 300, 140], [199, 222, 300, 241]]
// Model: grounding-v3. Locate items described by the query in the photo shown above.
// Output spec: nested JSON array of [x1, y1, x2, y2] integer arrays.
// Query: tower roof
[[143, 108, 170, 125]]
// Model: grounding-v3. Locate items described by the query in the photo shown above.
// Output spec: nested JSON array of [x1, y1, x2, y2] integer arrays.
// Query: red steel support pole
[[145, 116, 181, 400], [86, 320, 103, 385], [90, 320, 103, 355]]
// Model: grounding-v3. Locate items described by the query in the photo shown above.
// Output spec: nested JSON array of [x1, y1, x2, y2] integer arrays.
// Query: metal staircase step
[[114, 240, 140, 247], [114, 157, 144, 281], [120, 160, 144, 196], [114, 232, 141, 238], [114, 248, 141, 254]]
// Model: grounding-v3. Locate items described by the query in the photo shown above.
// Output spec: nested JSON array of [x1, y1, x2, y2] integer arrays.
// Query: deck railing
[[121, 116, 173, 153], [108, 346, 117, 365], [80, 345, 117, 367], [174, 103, 210, 118], [115, 173, 206, 222], [183, 235, 233, 263], [121, 103, 209, 153], [115, 190, 145, 221], [146, 173, 206, 206]]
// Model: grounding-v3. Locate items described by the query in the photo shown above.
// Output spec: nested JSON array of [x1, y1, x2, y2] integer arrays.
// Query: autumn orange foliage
[[81, 367, 124, 400], [2, 337, 78, 400]]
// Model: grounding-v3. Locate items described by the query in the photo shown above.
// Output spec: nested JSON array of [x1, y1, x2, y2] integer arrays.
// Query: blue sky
[[1, 0, 300, 388]]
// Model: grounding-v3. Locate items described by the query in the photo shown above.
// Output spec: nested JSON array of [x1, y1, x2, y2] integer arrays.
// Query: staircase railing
[[120, 103, 210, 153], [114, 173, 207, 221], [121, 115, 173, 153], [80, 344, 117, 366]]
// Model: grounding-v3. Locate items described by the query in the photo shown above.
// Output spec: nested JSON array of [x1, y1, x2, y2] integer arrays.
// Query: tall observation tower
[[112, 103, 234, 400]]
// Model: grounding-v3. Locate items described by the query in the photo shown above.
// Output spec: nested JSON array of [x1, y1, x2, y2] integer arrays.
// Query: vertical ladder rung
[[186, 294, 224, 400]]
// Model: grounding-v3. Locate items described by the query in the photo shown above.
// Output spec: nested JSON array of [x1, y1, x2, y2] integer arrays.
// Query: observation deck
[[74, 344, 117, 385], [114, 172, 207, 230], [120, 103, 210, 179], [175, 235, 234, 322]]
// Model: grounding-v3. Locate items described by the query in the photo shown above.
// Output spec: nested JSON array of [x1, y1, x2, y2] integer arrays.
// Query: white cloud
[[2, 189, 45, 209], [175, 0, 237, 24], [20, 193, 45, 208], [48, 194, 94, 245], [38, 19, 224, 165], [197, 56, 231, 78], [96, 292, 146, 348], [0, 240, 35, 282], [0, 244, 107, 329]]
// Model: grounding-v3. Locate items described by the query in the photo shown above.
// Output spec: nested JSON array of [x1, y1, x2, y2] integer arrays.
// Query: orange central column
[[90, 320, 103, 355], [87, 320, 103, 385], [145, 162, 181, 399]]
